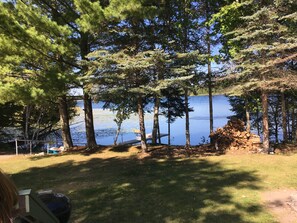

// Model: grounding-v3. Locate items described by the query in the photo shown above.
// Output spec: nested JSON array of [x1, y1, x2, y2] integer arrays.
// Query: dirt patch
[[0, 155, 17, 160], [262, 189, 297, 223]]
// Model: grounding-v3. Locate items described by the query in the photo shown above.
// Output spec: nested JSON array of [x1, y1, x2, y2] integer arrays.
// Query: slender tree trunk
[[274, 110, 278, 143], [168, 116, 171, 145], [294, 114, 297, 143], [157, 124, 161, 144], [58, 96, 73, 150], [292, 108, 296, 142], [114, 123, 122, 145], [287, 109, 292, 141], [167, 99, 171, 145], [185, 88, 190, 148], [152, 96, 160, 144], [83, 92, 97, 148], [205, 0, 214, 141], [81, 33, 97, 148], [256, 107, 261, 136], [261, 91, 269, 153], [281, 92, 288, 142], [207, 30, 213, 137], [23, 105, 31, 140], [137, 96, 148, 153], [245, 99, 251, 133], [32, 111, 43, 141]]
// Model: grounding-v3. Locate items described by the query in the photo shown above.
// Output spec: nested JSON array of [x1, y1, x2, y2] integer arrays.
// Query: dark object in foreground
[[37, 191, 71, 223]]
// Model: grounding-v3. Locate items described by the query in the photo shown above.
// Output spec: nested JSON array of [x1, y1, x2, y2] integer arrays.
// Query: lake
[[71, 95, 234, 146]]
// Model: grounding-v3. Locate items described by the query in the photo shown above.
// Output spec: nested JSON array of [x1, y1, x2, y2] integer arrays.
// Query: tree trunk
[[137, 96, 148, 153], [256, 107, 261, 136], [261, 91, 269, 153], [287, 109, 292, 141], [281, 92, 288, 142], [185, 88, 190, 148], [274, 111, 279, 143], [168, 115, 171, 145], [207, 30, 213, 137], [114, 123, 122, 145], [152, 96, 160, 144], [58, 96, 73, 150], [83, 92, 97, 148], [291, 107, 296, 142], [245, 99, 251, 133], [81, 32, 97, 148], [157, 123, 161, 144], [294, 114, 297, 143], [23, 105, 31, 140], [32, 111, 43, 141], [206, 0, 214, 141]]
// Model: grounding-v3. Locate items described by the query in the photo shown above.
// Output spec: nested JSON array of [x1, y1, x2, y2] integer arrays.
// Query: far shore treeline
[[0, 0, 296, 153]]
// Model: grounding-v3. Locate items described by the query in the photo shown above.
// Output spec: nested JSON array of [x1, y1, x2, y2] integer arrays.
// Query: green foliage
[[0, 102, 22, 129], [228, 92, 262, 132], [218, 0, 297, 96], [0, 1, 77, 105], [160, 86, 188, 123]]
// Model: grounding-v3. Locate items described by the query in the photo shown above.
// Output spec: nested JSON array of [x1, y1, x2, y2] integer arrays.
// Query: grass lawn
[[1, 147, 297, 223]]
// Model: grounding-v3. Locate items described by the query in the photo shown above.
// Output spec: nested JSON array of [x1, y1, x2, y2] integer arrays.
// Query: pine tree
[[156, 0, 203, 148], [217, 0, 297, 152], [0, 0, 76, 149]]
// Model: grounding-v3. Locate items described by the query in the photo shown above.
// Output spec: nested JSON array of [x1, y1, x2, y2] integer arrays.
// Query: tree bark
[[256, 107, 261, 136], [274, 108, 279, 143], [157, 123, 161, 144], [281, 92, 288, 142], [168, 115, 171, 145], [207, 29, 213, 137], [206, 0, 214, 141], [83, 92, 97, 148], [81, 32, 97, 148], [22, 105, 31, 140], [152, 96, 160, 144], [245, 99, 251, 133], [261, 91, 269, 153], [287, 109, 292, 141], [137, 96, 148, 153], [292, 108, 296, 142], [114, 123, 122, 145], [58, 96, 73, 150], [185, 88, 190, 148], [294, 109, 297, 143]]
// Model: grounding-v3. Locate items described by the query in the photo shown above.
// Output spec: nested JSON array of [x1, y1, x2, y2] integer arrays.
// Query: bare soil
[[0, 155, 16, 160], [262, 189, 297, 223]]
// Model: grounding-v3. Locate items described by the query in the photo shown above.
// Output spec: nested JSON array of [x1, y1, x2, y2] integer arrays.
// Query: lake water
[[71, 95, 234, 146]]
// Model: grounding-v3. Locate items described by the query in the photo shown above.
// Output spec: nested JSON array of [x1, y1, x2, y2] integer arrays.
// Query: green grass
[[1, 150, 297, 223]]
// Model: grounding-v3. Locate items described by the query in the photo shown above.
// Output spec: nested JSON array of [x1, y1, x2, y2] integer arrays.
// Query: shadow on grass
[[109, 145, 132, 153], [12, 157, 263, 223]]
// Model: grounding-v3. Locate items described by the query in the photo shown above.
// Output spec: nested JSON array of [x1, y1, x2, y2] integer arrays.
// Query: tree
[[86, 50, 154, 153], [216, 0, 297, 152], [199, 0, 226, 138], [160, 86, 187, 145], [0, 0, 76, 149]]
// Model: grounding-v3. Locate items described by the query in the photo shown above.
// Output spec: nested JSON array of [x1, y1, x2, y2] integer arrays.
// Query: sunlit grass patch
[[1, 151, 297, 222]]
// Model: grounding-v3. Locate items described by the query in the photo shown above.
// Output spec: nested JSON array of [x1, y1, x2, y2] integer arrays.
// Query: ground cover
[[1, 147, 297, 223]]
